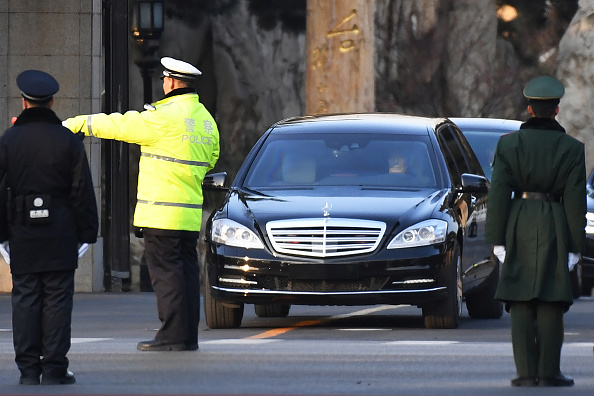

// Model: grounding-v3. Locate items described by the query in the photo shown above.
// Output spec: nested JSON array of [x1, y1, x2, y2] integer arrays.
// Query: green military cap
[[523, 75, 565, 100]]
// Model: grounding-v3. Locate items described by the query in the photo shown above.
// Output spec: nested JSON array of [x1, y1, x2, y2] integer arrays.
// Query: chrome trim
[[463, 259, 492, 275], [213, 285, 446, 296], [266, 218, 386, 258], [391, 279, 435, 285], [218, 277, 258, 285], [223, 264, 258, 271]]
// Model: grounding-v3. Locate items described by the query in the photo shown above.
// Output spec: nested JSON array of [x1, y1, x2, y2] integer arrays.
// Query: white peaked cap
[[160, 57, 202, 81]]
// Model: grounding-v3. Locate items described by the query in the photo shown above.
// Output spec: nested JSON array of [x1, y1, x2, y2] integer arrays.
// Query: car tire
[[570, 260, 583, 300], [422, 241, 462, 329], [254, 304, 291, 318], [582, 275, 594, 297], [204, 282, 244, 329], [465, 261, 503, 319]]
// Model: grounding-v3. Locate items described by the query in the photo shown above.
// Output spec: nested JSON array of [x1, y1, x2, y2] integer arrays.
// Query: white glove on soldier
[[493, 245, 506, 263], [568, 252, 580, 271]]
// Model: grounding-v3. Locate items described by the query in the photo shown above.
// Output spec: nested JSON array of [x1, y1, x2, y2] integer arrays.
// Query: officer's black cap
[[523, 75, 564, 100], [17, 70, 59, 102]]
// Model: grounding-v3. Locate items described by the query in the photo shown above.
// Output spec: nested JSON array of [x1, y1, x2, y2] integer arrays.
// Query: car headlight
[[387, 219, 447, 249], [586, 212, 594, 234], [211, 219, 264, 249]]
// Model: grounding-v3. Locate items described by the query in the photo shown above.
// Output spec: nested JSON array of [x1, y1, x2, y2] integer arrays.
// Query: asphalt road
[[0, 292, 592, 395]]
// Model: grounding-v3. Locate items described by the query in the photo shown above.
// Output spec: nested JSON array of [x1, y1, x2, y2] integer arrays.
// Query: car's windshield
[[244, 133, 440, 189]]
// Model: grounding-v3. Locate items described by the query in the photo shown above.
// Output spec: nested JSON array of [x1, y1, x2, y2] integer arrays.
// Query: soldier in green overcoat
[[485, 75, 586, 388]]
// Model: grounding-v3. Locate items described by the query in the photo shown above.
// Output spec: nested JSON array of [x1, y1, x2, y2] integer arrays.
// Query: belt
[[515, 191, 562, 202]]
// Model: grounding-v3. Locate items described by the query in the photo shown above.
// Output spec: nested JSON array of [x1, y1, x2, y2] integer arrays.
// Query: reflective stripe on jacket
[[64, 93, 220, 231]]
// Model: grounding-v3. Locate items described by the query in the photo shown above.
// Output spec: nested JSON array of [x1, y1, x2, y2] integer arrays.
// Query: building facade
[[0, 0, 104, 291]]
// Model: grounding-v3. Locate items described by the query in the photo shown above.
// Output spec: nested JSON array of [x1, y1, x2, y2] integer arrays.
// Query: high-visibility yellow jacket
[[64, 92, 220, 232]]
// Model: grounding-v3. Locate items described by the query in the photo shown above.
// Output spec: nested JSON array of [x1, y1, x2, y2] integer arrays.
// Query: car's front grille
[[260, 275, 389, 292], [266, 218, 386, 258]]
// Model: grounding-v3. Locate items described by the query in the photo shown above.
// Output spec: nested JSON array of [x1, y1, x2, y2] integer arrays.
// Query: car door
[[436, 124, 492, 289]]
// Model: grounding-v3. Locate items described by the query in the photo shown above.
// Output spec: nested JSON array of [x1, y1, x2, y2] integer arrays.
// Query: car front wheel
[[422, 241, 462, 329], [204, 282, 244, 329]]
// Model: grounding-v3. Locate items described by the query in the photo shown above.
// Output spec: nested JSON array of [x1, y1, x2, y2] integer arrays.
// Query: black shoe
[[538, 373, 574, 387], [41, 370, 76, 385], [137, 339, 189, 351], [19, 375, 40, 385], [511, 377, 538, 387]]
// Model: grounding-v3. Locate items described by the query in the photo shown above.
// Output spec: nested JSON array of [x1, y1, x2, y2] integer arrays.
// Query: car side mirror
[[202, 172, 228, 190], [459, 173, 489, 193]]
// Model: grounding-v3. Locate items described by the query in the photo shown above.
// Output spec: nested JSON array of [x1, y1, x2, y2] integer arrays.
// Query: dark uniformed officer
[[63, 57, 220, 352], [486, 75, 585, 387], [0, 70, 99, 385]]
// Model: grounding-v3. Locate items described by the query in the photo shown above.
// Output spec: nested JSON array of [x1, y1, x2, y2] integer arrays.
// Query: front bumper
[[206, 243, 451, 307], [211, 285, 448, 306]]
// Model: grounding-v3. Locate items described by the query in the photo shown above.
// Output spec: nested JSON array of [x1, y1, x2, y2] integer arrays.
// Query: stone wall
[[0, 0, 104, 292]]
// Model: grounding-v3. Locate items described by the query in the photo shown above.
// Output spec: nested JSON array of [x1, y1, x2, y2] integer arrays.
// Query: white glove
[[568, 252, 580, 271], [493, 245, 506, 263], [0, 241, 10, 264], [78, 243, 89, 258]]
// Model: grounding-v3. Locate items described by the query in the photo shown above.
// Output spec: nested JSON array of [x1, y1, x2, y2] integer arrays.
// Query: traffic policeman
[[486, 75, 585, 387], [63, 57, 220, 351], [0, 70, 99, 385]]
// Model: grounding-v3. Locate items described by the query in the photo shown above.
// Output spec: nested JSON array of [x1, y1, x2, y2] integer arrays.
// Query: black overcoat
[[0, 107, 98, 274], [485, 118, 586, 307]]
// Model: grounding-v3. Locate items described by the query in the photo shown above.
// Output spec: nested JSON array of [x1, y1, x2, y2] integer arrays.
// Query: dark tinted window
[[462, 131, 505, 180], [437, 126, 470, 185]]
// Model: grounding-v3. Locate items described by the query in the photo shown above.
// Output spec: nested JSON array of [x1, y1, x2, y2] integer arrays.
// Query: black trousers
[[143, 229, 200, 345], [12, 269, 75, 378]]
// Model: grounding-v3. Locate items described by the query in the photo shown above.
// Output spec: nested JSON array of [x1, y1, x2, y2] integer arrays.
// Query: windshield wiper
[[361, 186, 421, 191], [242, 187, 272, 196]]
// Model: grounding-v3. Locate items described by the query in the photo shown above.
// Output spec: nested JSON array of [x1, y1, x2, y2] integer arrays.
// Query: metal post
[[131, 1, 164, 291], [102, 0, 130, 291], [136, 41, 160, 104], [134, 49, 159, 292]]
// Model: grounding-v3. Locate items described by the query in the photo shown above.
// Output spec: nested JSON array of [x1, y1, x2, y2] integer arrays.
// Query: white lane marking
[[328, 305, 409, 320], [563, 342, 594, 347], [62, 338, 591, 349], [338, 328, 392, 331], [72, 338, 112, 344], [203, 339, 279, 345], [386, 340, 459, 346]]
